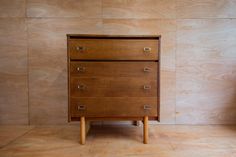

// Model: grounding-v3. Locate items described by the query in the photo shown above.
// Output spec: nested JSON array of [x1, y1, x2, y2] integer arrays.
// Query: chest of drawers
[[67, 35, 160, 144]]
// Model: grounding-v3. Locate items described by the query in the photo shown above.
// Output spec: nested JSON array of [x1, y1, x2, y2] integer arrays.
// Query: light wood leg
[[143, 116, 148, 144], [80, 116, 85, 145]]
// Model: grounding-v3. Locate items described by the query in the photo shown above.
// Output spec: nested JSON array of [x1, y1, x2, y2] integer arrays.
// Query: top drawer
[[68, 39, 158, 60]]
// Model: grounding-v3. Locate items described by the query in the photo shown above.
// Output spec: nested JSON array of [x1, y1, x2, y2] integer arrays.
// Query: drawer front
[[70, 77, 157, 97], [70, 61, 158, 78], [70, 97, 158, 117], [68, 39, 158, 60]]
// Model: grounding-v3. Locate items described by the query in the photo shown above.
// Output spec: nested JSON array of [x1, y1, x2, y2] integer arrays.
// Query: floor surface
[[0, 124, 236, 157]]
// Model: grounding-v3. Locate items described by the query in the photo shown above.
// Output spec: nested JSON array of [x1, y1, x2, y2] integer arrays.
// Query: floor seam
[[0, 126, 35, 150]]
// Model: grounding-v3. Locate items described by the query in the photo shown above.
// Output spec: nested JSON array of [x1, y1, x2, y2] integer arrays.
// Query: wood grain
[[176, 19, 236, 124], [143, 116, 148, 144], [160, 70, 176, 123], [70, 77, 157, 97], [103, 0, 176, 19], [28, 18, 102, 124], [102, 19, 177, 124], [0, 124, 236, 157], [177, 0, 236, 18], [1, 125, 236, 156], [1, 1, 236, 125], [0, 0, 25, 17], [70, 97, 157, 117], [27, 0, 102, 18], [102, 19, 176, 70], [69, 39, 158, 60], [70, 61, 157, 78], [0, 19, 28, 124], [0, 126, 33, 148], [80, 116, 85, 144]]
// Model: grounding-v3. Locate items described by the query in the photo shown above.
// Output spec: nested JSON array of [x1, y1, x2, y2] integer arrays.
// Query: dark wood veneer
[[67, 34, 160, 144]]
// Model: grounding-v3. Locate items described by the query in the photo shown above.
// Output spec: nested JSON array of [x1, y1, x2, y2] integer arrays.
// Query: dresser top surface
[[67, 34, 160, 39]]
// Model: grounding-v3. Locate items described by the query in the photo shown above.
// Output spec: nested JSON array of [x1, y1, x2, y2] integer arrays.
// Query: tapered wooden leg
[[86, 121, 91, 135], [80, 116, 85, 145], [143, 116, 148, 144], [133, 121, 140, 126]]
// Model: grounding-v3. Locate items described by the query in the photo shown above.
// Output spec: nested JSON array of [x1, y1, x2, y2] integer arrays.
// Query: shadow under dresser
[[67, 34, 160, 144]]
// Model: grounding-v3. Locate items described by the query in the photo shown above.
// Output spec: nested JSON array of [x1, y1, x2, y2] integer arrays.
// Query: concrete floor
[[0, 124, 236, 157]]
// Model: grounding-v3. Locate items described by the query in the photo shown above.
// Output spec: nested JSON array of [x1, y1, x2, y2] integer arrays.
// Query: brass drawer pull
[[143, 47, 151, 53], [77, 67, 86, 72], [143, 85, 151, 90], [78, 105, 86, 111], [76, 46, 86, 52], [77, 84, 86, 90], [143, 67, 151, 72], [144, 105, 151, 110]]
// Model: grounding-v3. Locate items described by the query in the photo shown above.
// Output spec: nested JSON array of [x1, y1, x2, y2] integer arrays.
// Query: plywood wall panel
[[103, 19, 177, 123], [0, 19, 28, 124], [28, 18, 102, 124], [176, 19, 236, 124], [1, 0, 236, 125], [0, 0, 25, 17], [103, 0, 176, 19], [27, 0, 102, 18], [177, 0, 236, 18]]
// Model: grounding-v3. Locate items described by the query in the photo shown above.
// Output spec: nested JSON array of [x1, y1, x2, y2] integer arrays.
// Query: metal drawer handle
[[77, 67, 86, 72], [143, 85, 151, 90], [143, 47, 151, 53], [77, 84, 86, 90], [144, 105, 151, 110], [76, 46, 86, 52], [78, 105, 86, 111], [143, 67, 151, 72]]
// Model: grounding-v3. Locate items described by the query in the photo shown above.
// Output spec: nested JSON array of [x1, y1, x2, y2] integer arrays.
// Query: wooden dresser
[[67, 35, 160, 144]]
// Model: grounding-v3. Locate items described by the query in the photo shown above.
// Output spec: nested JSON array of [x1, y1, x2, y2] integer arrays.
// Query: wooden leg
[[133, 121, 140, 126], [143, 116, 148, 144], [86, 121, 91, 135], [80, 116, 85, 145]]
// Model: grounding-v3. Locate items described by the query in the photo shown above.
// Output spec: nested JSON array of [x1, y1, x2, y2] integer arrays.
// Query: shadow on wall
[[222, 81, 236, 124]]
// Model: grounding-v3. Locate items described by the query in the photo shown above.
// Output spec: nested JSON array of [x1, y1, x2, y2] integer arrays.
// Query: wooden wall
[[0, 0, 235, 125]]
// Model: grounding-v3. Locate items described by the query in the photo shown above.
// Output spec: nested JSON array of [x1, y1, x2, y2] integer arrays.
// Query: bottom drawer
[[70, 97, 158, 117]]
